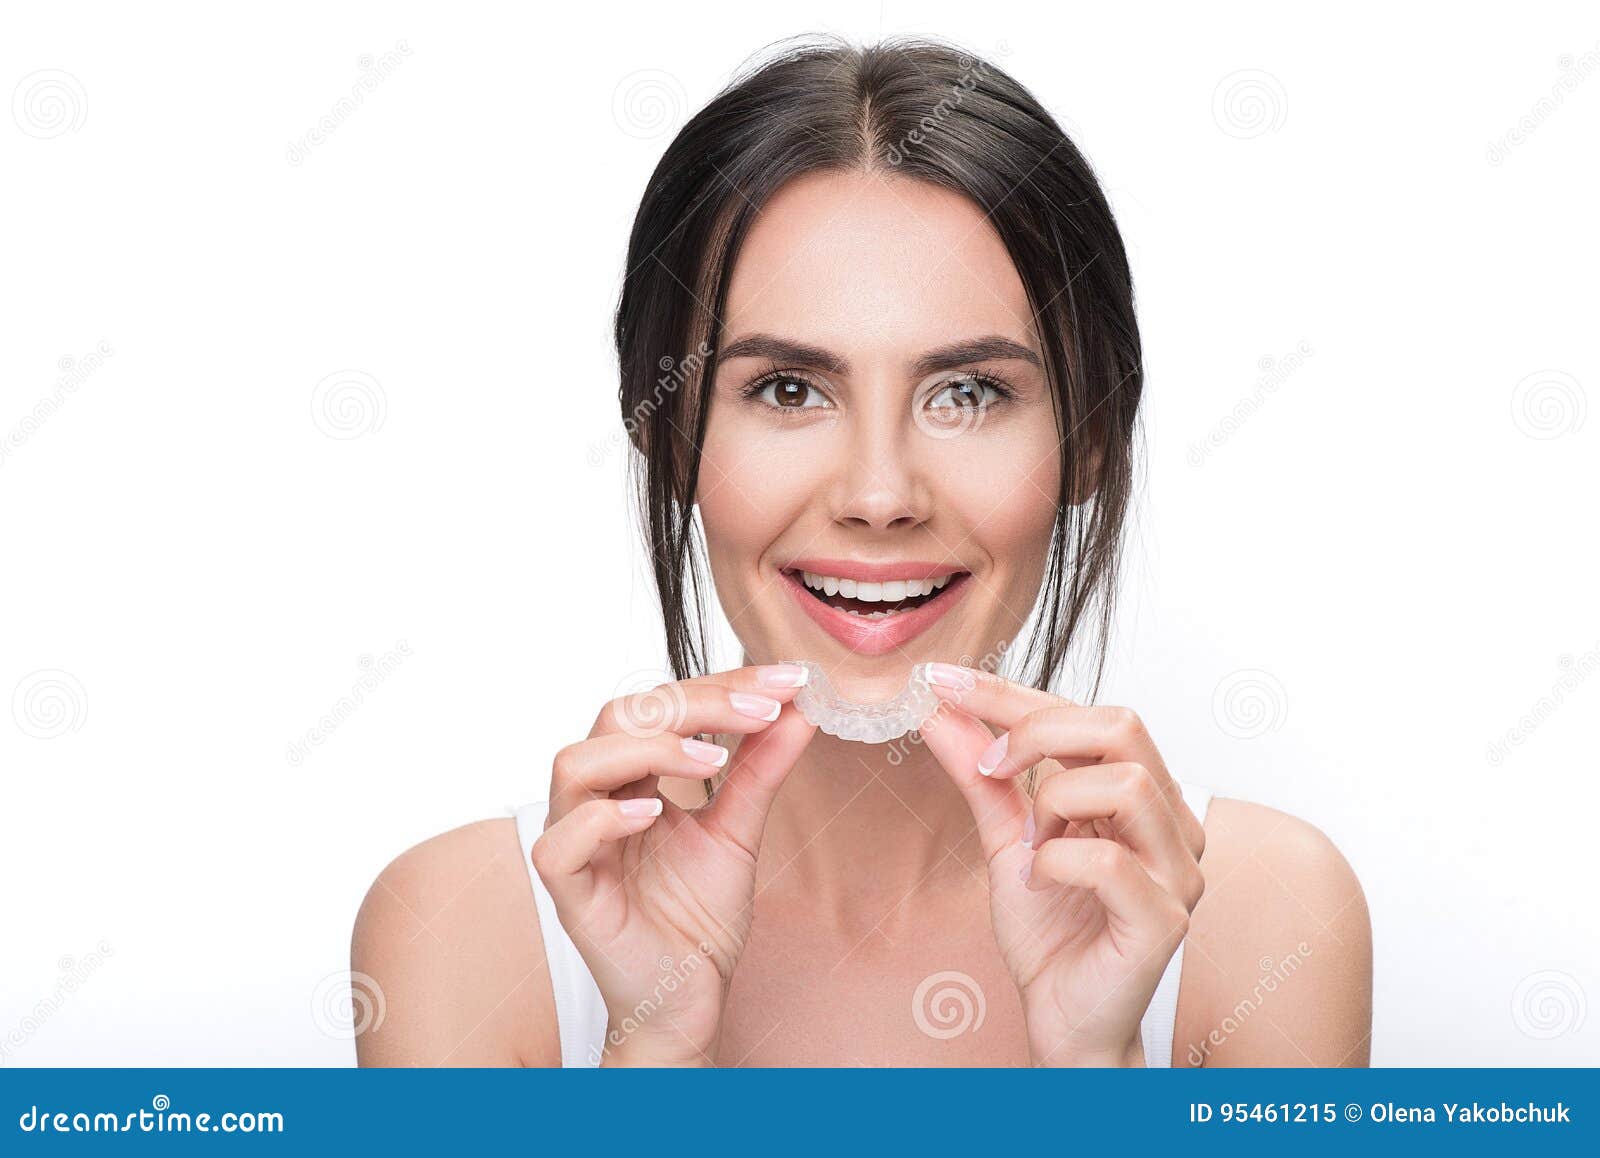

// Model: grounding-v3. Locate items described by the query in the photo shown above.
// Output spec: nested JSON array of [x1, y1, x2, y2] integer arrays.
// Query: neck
[[753, 728, 984, 929]]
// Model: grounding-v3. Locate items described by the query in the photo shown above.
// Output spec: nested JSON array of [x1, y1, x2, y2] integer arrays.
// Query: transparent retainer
[[782, 659, 938, 744]]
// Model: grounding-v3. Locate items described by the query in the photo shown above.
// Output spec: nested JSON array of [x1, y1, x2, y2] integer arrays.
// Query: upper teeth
[[799, 571, 954, 601]]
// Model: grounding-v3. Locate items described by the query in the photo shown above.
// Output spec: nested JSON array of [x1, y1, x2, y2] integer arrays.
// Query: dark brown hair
[[615, 36, 1142, 697]]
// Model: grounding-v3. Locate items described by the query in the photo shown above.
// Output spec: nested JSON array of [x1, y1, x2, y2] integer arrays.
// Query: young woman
[[353, 37, 1372, 1067]]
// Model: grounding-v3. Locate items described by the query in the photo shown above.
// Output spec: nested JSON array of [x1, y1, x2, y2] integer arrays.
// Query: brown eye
[[750, 375, 830, 410], [927, 375, 1003, 410]]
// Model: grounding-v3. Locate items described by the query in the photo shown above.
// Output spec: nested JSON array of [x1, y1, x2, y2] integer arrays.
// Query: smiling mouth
[[785, 568, 968, 618]]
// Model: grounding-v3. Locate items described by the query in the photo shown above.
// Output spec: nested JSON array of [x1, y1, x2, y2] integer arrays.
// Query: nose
[[828, 404, 932, 532]]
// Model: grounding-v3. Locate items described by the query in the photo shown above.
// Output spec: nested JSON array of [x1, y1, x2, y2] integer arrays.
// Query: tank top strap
[[512, 800, 608, 1066], [1138, 779, 1213, 1068]]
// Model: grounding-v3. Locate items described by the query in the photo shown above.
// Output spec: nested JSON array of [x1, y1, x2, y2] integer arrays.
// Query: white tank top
[[513, 779, 1213, 1067]]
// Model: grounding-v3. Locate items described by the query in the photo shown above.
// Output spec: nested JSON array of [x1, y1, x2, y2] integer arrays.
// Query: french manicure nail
[[730, 692, 782, 721], [619, 797, 663, 818], [1021, 814, 1035, 847], [757, 664, 809, 689], [977, 732, 1009, 777], [924, 662, 977, 691], [680, 738, 729, 766]]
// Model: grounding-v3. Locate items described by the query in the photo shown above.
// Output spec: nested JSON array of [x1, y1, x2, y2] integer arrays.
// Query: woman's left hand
[[918, 665, 1207, 1067]]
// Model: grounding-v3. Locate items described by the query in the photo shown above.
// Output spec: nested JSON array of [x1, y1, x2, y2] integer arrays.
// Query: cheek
[[696, 416, 822, 577], [934, 419, 1061, 576]]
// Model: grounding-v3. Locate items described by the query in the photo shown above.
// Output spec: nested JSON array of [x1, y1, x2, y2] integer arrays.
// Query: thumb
[[700, 703, 815, 857], [917, 699, 1029, 860]]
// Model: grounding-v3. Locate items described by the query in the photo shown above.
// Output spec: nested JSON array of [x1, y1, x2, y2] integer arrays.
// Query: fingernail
[[680, 738, 729, 766], [1019, 857, 1033, 884], [730, 692, 782, 721], [619, 797, 663, 817], [1020, 814, 1035, 847], [977, 732, 1009, 777], [924, 662, 976, 691], [757, 663, 809, 688]]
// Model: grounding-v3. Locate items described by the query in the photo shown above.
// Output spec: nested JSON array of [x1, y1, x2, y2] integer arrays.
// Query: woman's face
[[698, 169, 1062, 696]]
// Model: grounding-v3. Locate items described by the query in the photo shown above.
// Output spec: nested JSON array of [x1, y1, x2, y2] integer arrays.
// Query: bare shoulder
[[1174, 797, 1373, 1067], [350, 817, 560, 1067]]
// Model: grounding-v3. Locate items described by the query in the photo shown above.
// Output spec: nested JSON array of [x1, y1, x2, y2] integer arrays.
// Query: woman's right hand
[[529, 664, 815, 1066]]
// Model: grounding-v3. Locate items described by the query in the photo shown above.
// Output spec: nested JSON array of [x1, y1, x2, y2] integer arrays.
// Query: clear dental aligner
[[783, 659, 938, 744]]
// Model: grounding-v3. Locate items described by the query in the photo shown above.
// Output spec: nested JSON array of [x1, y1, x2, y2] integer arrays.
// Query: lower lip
[[781, 571, 971, 656]]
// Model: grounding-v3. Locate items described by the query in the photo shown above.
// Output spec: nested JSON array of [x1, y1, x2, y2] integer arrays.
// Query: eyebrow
[[716, 333, 1042, 377]]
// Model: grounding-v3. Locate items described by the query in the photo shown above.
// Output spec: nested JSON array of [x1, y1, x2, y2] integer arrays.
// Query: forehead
[[721, 169, 1034, 355]]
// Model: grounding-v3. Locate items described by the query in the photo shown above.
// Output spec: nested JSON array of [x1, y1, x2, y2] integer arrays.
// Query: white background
[[3, 1, 1596, 1067]]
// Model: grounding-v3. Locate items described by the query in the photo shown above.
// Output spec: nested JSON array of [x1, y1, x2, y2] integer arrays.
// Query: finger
[[915, 696, 1030, 860], [1026, 837, 1188, 947], [548, 731, 732, 822], [698, 702, 815, 858], [923, 663, 1070, 728], [530, 796, 665, 910], [590, 666, 809, 739], [975, 703, 1161, 779], [1027, 763, 1203, 909]]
